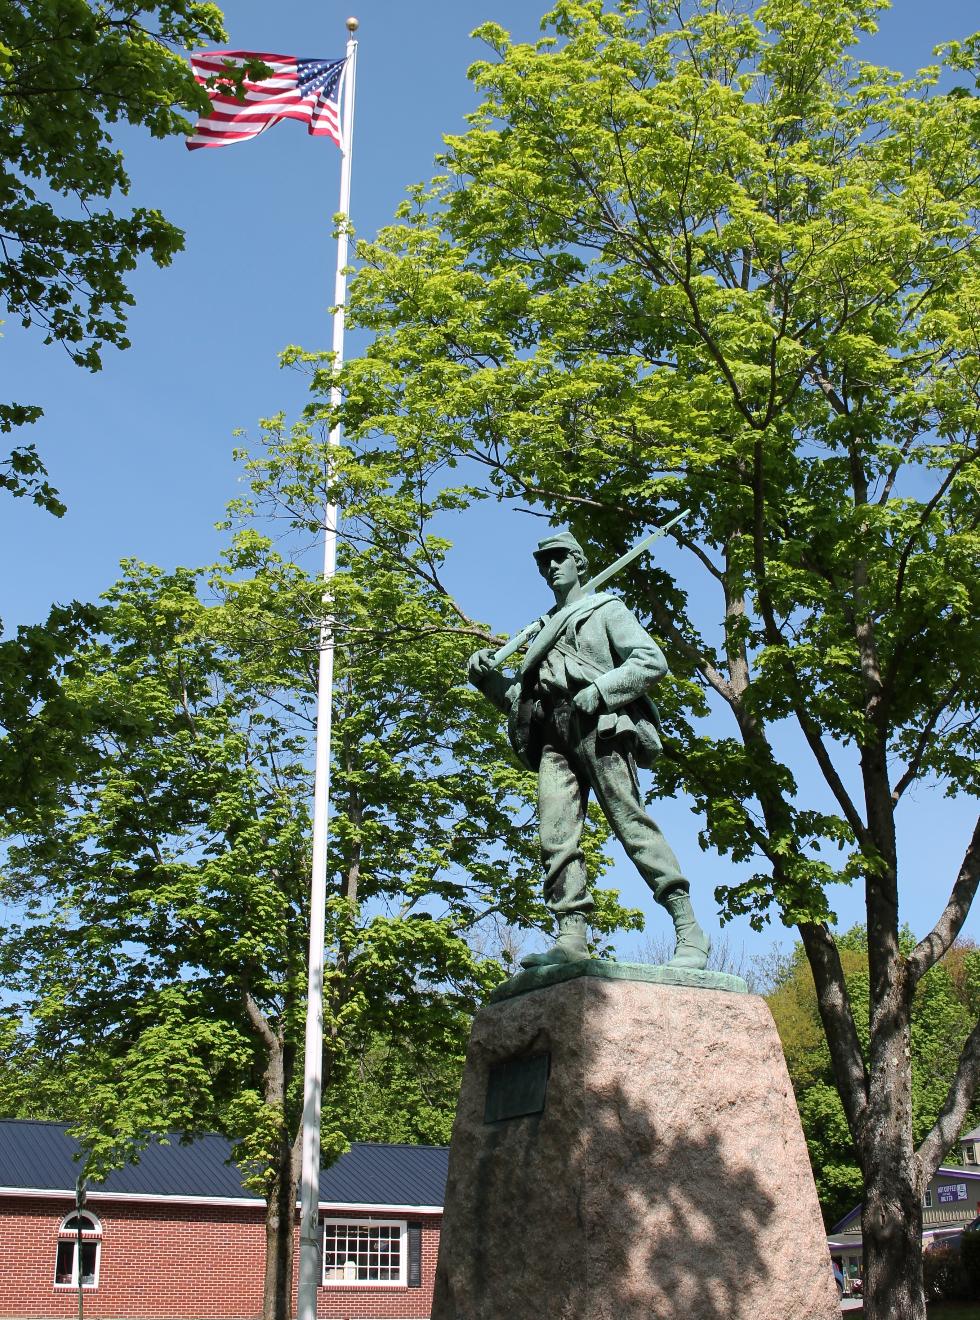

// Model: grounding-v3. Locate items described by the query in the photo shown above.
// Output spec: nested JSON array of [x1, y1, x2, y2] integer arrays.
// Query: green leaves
[[0, 0, 229, 510], [275, 17, 980, 1305], [0, 524, 569, 1211], [326, 0, 980, 934], [0, 439, 65, 516]]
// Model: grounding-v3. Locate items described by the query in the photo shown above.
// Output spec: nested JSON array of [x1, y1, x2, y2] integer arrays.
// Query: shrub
[[960, 1233, 980, 1298], [923, 1244, 973, 1302]]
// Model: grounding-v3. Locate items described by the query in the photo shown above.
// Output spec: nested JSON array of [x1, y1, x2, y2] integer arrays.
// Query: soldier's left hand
[[467, 648, 495, 685], [572, 684, 602, 715]]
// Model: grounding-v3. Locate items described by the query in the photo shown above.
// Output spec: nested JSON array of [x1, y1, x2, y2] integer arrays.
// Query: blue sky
[[2, 0, 977, 964]]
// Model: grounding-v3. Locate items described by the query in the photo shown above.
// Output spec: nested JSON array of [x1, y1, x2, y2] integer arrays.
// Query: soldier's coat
[[478, 593, 665, 771]]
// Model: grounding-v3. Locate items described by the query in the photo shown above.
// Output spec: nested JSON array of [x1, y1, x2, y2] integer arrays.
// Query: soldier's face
[[537, 548, 580, 594]]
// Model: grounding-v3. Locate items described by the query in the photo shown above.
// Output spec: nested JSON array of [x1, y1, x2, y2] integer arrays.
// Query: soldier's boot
[[520, 912, 590, 969], [662, 889, 710, 970]]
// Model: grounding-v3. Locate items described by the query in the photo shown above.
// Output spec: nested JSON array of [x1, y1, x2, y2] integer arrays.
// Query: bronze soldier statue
[[468, 530, 710, 971]]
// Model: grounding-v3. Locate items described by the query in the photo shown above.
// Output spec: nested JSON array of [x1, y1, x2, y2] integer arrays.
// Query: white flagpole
[[297, 19, 358, 1320]]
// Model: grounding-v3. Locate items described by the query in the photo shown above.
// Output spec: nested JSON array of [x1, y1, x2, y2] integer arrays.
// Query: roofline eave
[[0, 1186, 443, 1214]]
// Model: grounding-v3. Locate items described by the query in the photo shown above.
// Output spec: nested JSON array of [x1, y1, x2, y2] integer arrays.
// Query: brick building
[[0, 1120, 446, 1320]]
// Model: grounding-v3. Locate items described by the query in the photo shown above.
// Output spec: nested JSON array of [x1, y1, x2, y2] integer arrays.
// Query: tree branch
[[891, 683, 962, 804], [894, 446, 980, 609], [242, 988, 279, 1054], [798, 921, 869, 1141], [642, 590, 738, 704], [794, 708, 872, 847], [908, 815, 980, 984], [917, 1012, 980, 1184]]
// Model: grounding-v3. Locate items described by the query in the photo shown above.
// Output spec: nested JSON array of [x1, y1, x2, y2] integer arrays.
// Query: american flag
[[186, 51, 347, 150]]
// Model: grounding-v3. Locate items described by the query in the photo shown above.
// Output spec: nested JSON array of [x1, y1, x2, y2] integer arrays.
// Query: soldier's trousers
[[537, 705, 687, 917]]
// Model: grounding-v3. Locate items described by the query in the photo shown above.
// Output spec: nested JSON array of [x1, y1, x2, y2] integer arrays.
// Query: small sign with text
[[937, 1183, 969, 1204]]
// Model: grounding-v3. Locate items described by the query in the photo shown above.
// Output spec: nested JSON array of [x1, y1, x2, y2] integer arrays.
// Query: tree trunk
[[861, 1132, 925, 1319], [262, 1129, 299, 1320], [860, 968, 925, 1320], [241, 986, 300, 1320]]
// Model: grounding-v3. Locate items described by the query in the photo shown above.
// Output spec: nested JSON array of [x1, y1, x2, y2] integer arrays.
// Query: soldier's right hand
[[467, 648, 495, 686]]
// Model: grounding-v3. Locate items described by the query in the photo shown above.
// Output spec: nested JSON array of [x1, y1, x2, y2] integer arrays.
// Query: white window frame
[[53, 1210, 102, 1290], [321, 1217, 407, 1287], [966, 1144, 977, 1165], [924, 1189, 933, 1208]]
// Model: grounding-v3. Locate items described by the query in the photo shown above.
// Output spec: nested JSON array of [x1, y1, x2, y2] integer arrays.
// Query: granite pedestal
[[431, 962, 839, 1320]]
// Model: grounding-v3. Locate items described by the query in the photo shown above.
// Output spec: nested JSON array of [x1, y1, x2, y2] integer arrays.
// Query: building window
[[322, 1219, 407, 1285], [54, 1211, 101, 1289], [965, 1144, 977, 1165], [924, 1189, 933, 1208]]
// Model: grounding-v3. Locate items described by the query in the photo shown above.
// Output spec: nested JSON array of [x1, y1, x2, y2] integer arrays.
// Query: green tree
[[0, 0, 230, 514], [769, 928, 980, 1227], [339, 1028, 468, 1149], [0, 537, 571, 1319], [252, 3, 980, 1315]]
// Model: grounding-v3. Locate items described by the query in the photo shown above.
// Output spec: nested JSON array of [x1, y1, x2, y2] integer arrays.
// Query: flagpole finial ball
[[345, 16, 359, 32]]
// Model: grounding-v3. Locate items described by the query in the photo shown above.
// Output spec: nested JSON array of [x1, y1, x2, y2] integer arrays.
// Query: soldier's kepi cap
[[532, 530, 588, 569]]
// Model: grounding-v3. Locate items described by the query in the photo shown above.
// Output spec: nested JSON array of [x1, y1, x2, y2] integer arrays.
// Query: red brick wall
[[0, 1196, 440, 1320], [312, 1217, 439, 1320]]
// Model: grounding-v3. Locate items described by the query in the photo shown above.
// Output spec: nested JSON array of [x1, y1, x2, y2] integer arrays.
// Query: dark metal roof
[[318, 1140, 448, 1208], [0, 1119, 446, 1209]]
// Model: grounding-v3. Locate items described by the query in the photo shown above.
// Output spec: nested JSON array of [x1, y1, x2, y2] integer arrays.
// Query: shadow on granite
[[434, 974, 838, 1320]]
